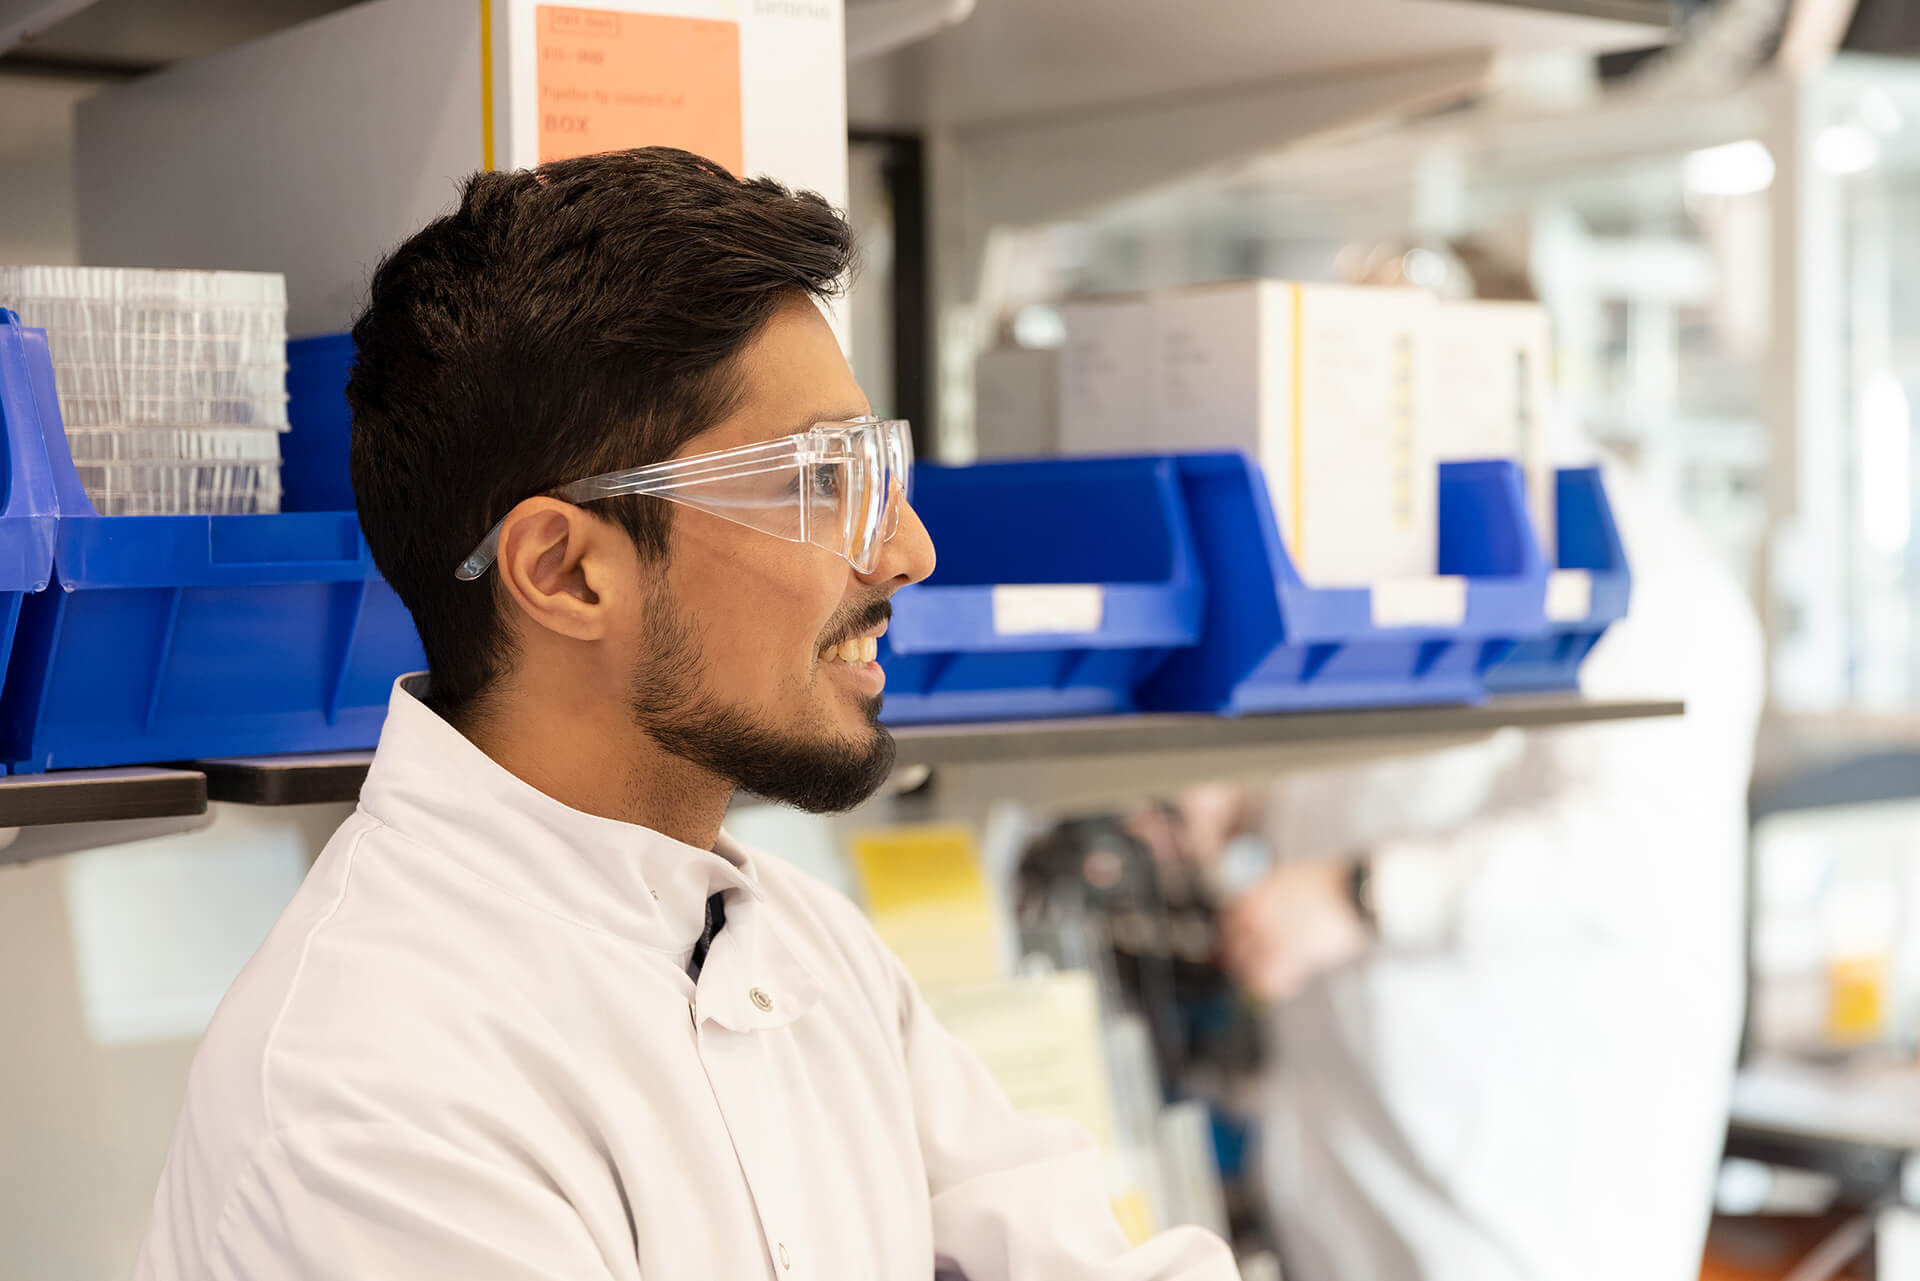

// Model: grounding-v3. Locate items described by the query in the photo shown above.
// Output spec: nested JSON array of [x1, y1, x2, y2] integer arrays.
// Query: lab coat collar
[[359, 675, 770, 956], [691, 890, 827, 1032]]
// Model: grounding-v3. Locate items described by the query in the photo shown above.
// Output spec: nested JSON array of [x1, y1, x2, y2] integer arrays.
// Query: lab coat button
[[750, 987, 773, 1012], [779, 1243, 791, 1269]]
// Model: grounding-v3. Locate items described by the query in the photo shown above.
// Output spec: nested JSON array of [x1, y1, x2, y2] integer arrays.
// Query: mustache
[[819, 598, 893, 650]]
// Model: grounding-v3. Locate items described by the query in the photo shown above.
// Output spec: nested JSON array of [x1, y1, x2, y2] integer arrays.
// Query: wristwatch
[[1346, 854, 1378, 931]]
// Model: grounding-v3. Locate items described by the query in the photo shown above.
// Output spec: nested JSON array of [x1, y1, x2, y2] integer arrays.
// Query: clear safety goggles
[[456, 416, 913, 581]]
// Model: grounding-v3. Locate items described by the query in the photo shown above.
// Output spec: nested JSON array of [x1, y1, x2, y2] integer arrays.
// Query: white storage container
[[1149, 280, 1439, 588], [75, 461, 283, 516], [65, 427, 285, 464], [0, 266, 289, 512]]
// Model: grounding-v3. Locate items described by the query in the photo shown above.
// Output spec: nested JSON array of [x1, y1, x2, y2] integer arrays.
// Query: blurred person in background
[[1188, 248, 1766, 1281], [1204, 450, 1763, 1281]]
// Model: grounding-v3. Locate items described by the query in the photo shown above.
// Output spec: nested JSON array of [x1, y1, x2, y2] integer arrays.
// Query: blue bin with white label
[[878, 456, 1205, 724], [1482, 466, 1631, 694], [1137, 453, 1550, 714], [0, 318, 423, 773]]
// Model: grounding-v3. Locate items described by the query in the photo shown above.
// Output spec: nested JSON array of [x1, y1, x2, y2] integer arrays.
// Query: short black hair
[[348, 147, 854, 725]]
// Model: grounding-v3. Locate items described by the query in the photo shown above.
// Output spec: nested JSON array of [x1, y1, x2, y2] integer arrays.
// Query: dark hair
[[347, 147, 854, 725]]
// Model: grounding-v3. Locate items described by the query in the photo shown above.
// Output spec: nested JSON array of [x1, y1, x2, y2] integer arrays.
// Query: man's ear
[[493, 498, 630, 642]]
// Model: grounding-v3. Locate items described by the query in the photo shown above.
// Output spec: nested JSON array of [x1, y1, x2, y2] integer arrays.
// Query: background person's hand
[[1220, 857, 1372, 1002], [1175, 783, 1248, 865]]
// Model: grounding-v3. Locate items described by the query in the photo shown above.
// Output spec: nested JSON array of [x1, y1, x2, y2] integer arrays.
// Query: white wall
[[0, 803, 351, 1280], [0, 70, 112, 267], [0, 853, 198, 1281]]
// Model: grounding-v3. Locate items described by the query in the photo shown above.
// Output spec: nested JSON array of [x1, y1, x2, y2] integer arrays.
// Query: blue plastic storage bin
[[285, 332, 358, 513], [1482, 466, 1631, 694], [879, 456, 1205, 723], [0, 315, 66, 773], [1138, 454, 1549, 715], [0, 321, 424, 773]]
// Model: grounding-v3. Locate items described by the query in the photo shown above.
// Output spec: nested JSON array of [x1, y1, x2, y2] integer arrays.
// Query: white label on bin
[[1370, 576, 1468, 628], [992, 585, 1106, 636], [1546, 570, 1595, 622]]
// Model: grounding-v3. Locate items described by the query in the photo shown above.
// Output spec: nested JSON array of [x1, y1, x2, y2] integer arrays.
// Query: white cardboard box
[[1429, 299, 1556, 560], [1058, 297, 1157, 456], [1151, 280, 1438, 588]]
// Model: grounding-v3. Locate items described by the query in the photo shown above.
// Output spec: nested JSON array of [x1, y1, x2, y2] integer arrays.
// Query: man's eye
[[811, 465, 842, 497]]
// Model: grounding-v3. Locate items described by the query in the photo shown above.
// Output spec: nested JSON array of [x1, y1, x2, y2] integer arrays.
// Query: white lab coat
[[1256, 461, 1764, 1281], [133, 679, 1237, 1281]]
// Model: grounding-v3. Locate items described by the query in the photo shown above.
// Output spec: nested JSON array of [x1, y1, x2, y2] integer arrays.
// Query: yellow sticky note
[[850, 825, 1001, 990]]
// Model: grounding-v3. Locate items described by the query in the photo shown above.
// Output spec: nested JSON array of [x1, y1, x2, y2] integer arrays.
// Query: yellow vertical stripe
[[479, 0, 496, 171], [1290, 283, 1304, 561]]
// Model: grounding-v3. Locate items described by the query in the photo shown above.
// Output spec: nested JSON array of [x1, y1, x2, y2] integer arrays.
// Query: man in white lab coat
[[1217, 458, 1764, 1281], [133, 148, 1236, 1281]]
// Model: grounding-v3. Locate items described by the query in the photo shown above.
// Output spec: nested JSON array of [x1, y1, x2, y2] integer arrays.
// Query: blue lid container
[[1138, 453, 1550, 714], [879, 456, 1205, 723], [1481, 466, 1631, 694]]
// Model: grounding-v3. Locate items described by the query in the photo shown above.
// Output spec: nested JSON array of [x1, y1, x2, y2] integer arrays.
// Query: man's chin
[[710, 714, 897, 814], [759, 732, 897, 813]]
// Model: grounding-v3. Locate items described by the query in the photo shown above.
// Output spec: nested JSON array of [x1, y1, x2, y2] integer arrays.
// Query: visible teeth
[[820, 637, 879, 664]]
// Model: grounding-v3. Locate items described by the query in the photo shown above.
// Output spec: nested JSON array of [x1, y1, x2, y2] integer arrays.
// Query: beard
[[627, 594, 897, 814]]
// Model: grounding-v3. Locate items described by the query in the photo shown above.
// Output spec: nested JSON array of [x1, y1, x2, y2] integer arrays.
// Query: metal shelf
[[0, 766, 210, 867], [889, 696, 1682, 768], [0, 696, 1682, 858], [183, 695, 1683, 809], [0, 765, 205, 829], [197, 753, 374, 807]]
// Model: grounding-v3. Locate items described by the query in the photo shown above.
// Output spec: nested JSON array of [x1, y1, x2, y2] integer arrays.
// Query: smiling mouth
[[819, 634, 880, 665]]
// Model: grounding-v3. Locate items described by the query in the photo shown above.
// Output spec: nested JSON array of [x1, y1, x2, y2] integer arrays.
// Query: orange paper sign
[[536, 5, 742, 171]]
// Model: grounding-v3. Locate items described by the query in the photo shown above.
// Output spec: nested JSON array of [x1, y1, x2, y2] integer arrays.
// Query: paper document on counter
[[925, 970, 1120, 1153]]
